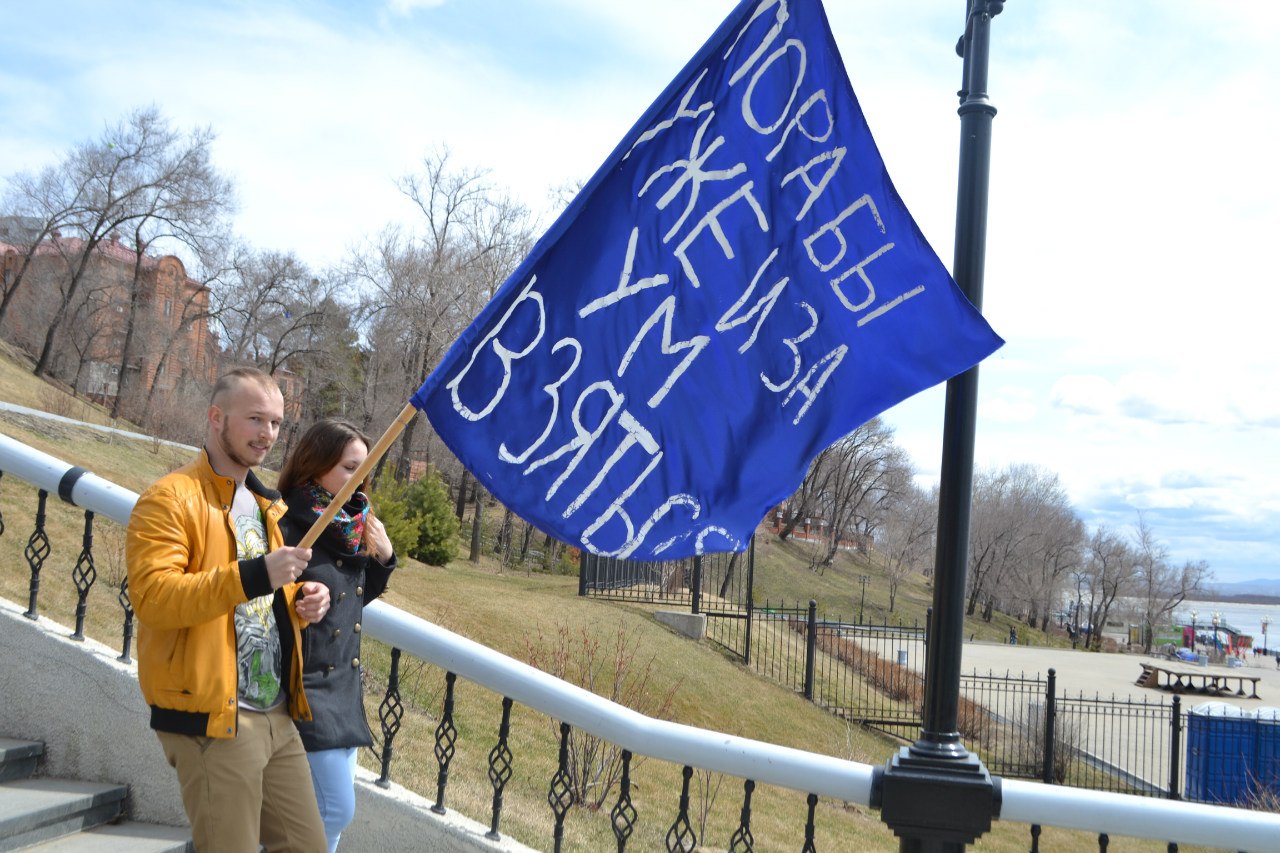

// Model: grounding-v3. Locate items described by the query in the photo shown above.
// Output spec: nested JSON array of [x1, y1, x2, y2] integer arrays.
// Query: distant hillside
[[1193, 577, 1280, 602]]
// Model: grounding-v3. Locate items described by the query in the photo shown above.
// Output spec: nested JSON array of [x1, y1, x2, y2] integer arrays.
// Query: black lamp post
[[1190, 609, 1197, 652], [872, 2, 1005, 850], [857, 574, 871, 624]]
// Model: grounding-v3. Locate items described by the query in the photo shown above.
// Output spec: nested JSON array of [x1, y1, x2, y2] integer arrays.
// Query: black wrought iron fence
[[958, 669, 1051, 780], [744, 600, 928, 738], [581, 542, 757, 661], [1055, 690, 1182, 797], [744, 600, 1191, 801], [745, 600, 811, 696]]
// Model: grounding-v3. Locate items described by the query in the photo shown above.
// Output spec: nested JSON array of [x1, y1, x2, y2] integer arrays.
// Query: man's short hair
[[210, 367, 280, 407]]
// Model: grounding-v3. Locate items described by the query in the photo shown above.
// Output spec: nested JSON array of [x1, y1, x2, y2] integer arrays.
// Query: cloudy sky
[[2, 0, 1277, 584]]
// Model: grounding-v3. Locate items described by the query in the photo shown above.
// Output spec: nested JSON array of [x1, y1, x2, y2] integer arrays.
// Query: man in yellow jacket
[[127, 367, 330, 853]]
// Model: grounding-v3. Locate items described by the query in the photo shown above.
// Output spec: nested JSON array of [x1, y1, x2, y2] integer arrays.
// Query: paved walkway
[[960, 641, 1279, 710], [953, 641, 1279, 795]]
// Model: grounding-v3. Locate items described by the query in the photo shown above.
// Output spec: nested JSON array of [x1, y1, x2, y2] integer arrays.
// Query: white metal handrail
[[2, 427, 1279, 851]]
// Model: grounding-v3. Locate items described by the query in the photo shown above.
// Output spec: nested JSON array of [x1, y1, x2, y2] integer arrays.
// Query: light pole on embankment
[[871, 2, 1006, 851]]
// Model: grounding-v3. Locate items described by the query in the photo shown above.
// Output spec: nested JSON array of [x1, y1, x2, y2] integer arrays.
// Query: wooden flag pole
[[295, 402, 419, 549]]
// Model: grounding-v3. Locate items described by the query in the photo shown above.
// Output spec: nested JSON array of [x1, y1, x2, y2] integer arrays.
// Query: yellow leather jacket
[[126, 449, 311, 738]]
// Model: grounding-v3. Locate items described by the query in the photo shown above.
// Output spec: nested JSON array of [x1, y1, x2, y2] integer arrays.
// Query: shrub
[[371, 468, 459, 566], [369, 476, 423, 559], [524, 622, 680, 809], [404, 467, 458, 566]]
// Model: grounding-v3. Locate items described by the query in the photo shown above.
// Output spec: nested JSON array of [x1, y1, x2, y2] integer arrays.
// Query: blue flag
[[411, 0, 1002, 560]]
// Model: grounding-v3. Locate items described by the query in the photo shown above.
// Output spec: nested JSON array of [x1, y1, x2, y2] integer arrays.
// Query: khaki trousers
[[157, 704, 326, 853]]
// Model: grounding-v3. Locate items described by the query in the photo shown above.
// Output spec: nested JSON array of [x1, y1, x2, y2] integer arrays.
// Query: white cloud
[[386, 0, 447, 15]]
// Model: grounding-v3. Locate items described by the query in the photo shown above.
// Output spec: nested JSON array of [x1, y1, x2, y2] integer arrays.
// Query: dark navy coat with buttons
[[279, 489, 396, 752]]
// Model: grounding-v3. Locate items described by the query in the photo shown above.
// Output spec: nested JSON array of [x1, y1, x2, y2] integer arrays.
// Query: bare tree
[[137, 243, 232, 429], [107, 143, 233, 417], [213, 247, 332, 373], [349, 146, 535, 478], [1132, 513, 1211, 652], [0, 159, 98, 329], [815, 418, 905, 566], [1081, 526, 1137, 651], [965, 464, 1071, 622], [877, 481, 936, 612], [23, 107, 233, 380], [777, 445, 834, 541]]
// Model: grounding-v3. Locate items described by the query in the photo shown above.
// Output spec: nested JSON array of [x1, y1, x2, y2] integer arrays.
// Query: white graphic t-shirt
[[231, 484, 283, 712]]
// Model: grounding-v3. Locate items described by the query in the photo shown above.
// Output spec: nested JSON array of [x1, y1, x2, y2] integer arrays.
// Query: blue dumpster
[[1185, 703, 1280, 804]]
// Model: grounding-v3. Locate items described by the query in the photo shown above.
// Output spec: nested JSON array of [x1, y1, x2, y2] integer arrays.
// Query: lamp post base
[[872, 744, 1000, 851]]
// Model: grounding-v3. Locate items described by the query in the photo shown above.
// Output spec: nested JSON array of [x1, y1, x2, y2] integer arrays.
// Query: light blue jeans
[[306, 746, 358, 853]]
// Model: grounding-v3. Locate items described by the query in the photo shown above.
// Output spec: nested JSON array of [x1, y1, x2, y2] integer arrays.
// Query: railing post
[[1168, 695, 1182, 799], [486, 696, 514, 840], [804, 599, 817, 701], [376, 647, 404, 787], [70, 510, 96, 641], [117, 576, 134, 663], [1042, 668, 1057, 785], [802, 792, 819, 853], [549, 722, 573, 853], [611, 750, 637, 851], [578, 551, 591, 597], [728, 779, 755, 852], [23, 489, 51, 620], [665, 765, 696, 853], [432, 671, 458, 814]]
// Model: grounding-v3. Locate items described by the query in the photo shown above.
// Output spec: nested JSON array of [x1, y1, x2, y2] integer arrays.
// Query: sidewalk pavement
[[959, 640, 1279, 710]]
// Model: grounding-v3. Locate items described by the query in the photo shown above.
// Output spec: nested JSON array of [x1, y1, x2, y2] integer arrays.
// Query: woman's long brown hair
[[278, 418, 373, 496]]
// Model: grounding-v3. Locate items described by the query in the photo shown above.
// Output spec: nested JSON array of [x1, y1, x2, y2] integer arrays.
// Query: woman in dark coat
[[278, 419, 396, 853]]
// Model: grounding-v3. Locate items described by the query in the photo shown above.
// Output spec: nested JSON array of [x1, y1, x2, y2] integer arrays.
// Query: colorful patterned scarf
[[304, 482, 368, 556]]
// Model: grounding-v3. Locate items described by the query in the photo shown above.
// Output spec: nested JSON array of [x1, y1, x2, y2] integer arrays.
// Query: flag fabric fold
[[412, 0, 1003, 560]]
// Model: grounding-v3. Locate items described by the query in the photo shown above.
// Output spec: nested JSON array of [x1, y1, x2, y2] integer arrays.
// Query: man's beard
[[219, 421, 262, 470]]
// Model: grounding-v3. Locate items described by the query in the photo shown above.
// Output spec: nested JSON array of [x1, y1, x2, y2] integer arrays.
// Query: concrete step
[[13, 821, 193, 853], [0, 739, 42, 783], [0, 777, 126, 852], [0, 737, 191, 853]]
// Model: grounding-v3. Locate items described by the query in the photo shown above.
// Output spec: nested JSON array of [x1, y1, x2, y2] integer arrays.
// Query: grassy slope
[[0, 349, 1203, 852]]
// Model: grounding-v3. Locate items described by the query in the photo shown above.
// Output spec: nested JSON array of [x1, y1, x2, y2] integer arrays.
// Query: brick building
[[0, 229, 219, 416]]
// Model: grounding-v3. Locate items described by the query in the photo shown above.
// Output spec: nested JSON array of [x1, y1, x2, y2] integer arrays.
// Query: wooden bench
[[1137, 662, 1261, 699]]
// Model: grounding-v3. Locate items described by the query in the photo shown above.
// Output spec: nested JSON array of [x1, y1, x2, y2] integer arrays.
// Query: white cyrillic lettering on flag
[[412, 0, 1002, 560]]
